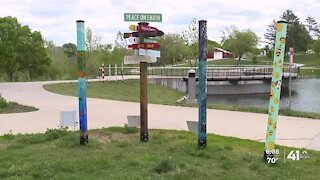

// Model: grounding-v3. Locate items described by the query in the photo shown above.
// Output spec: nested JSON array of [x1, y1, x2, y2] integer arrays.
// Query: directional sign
[[128, 37, 140, 44], [141, 38, 158, 44], [140, 25, 161, 32], [138, 49, 160, 58], [129, 24, 160, 32], [124, 31, 164, 38], [124, 13, 162, 22], [124, 55, 157, 64], [128, 43, 161, 50], [129, 25, 139, 31]]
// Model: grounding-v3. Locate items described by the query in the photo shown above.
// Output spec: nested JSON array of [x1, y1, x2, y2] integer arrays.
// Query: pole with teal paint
[[264, 21, 288, 161], [76, 20, 88, 145], [198, 20, 207, 148]]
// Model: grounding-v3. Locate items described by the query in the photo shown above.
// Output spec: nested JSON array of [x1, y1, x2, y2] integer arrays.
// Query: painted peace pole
[[76, 20, 88, 145], [264, 21, 288, 158], [198, 20, 207, 148]]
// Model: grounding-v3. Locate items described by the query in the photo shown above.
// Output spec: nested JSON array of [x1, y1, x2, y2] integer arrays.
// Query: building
[[207, 48, 232, 59]]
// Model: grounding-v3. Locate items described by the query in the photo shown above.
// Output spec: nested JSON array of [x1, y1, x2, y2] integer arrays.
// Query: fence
[[100, 65, 300, 80]]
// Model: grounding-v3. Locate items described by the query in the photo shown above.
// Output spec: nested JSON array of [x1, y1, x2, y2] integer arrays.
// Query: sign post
[[288, 47, 294, 110], [264, 21, 288, 162], [76, 20, 88, 145], [198, 20, 207, 148], [123, 13, 163, 141]]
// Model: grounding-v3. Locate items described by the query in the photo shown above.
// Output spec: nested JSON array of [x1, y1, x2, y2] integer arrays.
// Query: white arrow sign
[[128, 37, 139, 44], [138, 49, 160, 57], [124, 55, 157, 64]]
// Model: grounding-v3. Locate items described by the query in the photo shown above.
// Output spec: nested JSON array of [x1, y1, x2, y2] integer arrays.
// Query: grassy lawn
[[44, 81, 320, 119], [178, 58, 272, 67], [207, 58, 272, 66], [0, 127, 319, 179], [286, 54, 320, 68], [43, 80, 184, 105], [300, 68, 320, 77], [0, 96, 38, 114]]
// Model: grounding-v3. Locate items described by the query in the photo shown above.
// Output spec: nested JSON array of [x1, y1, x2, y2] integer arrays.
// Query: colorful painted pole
[[264, 21, 288, 159], [198, 20, 207, 148], [76, 20, 88, 145]]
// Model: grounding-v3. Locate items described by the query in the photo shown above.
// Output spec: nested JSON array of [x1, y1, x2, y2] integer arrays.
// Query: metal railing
[[102, 65, 300, 80]]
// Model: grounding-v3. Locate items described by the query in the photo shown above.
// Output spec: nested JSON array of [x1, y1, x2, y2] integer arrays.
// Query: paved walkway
[[0, 78, 320, 151]]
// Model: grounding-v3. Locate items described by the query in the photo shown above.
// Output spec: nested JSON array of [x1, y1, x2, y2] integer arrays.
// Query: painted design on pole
[[76, 20, 88, 145], [264, 21, 288, 153], [198, 20, 207, 148]]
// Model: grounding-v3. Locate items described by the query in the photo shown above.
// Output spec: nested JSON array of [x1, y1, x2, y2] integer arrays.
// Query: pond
[[207, 78, 320, 113]]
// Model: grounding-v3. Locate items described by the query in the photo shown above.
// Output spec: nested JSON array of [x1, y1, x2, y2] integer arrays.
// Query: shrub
[[0, 95, 8, 108]]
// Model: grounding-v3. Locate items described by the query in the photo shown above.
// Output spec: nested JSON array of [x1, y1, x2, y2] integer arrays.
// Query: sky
[[1, 0, 320, 47]]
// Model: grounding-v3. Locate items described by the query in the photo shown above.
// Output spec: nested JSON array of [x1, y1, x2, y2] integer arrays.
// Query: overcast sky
[[1, 0, 319, 47]]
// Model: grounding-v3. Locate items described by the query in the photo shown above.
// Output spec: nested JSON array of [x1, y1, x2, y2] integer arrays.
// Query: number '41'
[[287, 150, 300, 161]]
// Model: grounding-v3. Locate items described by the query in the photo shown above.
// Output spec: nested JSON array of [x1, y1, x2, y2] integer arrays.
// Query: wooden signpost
[[123, 13, 163, 141]]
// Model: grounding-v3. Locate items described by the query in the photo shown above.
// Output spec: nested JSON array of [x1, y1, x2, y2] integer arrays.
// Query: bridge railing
[[103, 65, 300, 79]]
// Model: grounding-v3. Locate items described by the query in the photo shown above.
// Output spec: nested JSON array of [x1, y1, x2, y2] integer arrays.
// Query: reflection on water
[[207, 78, 320, 113]]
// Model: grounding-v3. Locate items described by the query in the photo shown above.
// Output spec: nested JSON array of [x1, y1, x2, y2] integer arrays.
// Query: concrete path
[[0, 78, 320, 151]]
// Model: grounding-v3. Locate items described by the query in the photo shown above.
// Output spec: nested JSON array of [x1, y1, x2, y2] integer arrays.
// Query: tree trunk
[[238, 55, 242, 66], [7, 72, 14, 82]]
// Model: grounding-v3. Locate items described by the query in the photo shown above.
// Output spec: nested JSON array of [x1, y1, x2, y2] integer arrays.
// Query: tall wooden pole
[[140, 62, 148, 141]]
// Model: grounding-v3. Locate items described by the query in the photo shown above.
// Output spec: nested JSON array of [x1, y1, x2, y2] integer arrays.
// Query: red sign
[[128, 43, 161, 50], [140, 25, 160, 32]]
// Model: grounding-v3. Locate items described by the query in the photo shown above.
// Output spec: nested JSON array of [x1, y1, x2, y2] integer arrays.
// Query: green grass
[[44, 81, 320, 119], [207, 58, 272, 66], [0, 96, 38, 114], [300, 69, 320, 77], [0, 127, 319, 179], [286, 54, 320, 68], [179, 58, 272, 67], [178, 54, 319, 68], [43, 80, 184, 105], [177, 102, 320, 119]]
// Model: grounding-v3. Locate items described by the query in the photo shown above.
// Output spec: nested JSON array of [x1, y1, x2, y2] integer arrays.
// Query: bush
[[0, 95, 8, 108], [252, 55, 258, 64]]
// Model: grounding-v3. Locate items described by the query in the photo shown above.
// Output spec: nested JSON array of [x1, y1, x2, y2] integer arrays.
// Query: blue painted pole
[[198, 20, 207, 148], [76, 20, 88, 145]]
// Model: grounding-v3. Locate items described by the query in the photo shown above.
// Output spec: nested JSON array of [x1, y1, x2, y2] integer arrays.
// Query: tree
[[114, 31, 128, 49], [207, 40, 221, 51], [62, 43, 77, 58], [158, 33, 189, 65], [182, 18, 198, 66], [0, 16, 22, 81], [0, 16, 50, 81], [264, 20, 277, 47], [222, 28, 259, 64], [305, 16, 320, 39], [281, 10, 311, 52], [86, 27, 103, 52], [264, 10, 311, 52], [20, 31, 51, 80], [312, 39, 320, 55]]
